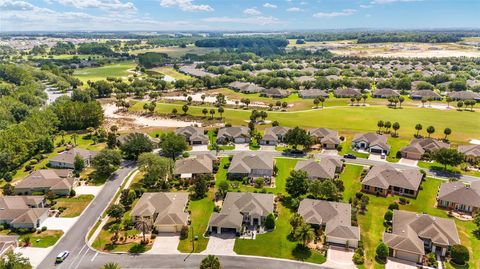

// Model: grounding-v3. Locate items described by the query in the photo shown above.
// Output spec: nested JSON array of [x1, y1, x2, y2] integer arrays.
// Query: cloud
[[243, 8, 261, 15], [160, 0, 213, 12], [313, 9, 356, 18], [286, 7, 302, 12], [48, 0, 137, 11], [203, 16, 281, 26], [263, 3, 277, 8], [360, 4, 372, 8], [371, 0, 422, 4], [0, 0, 48, 11]]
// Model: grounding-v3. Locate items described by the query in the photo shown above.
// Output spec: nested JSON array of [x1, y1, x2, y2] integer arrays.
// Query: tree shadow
[[291, 244, 312, 261]]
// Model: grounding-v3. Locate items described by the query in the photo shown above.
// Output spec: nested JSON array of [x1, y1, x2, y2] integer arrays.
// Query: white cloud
[[360, 4, 372, 8], [243, 8, 261, 15], [160, 0, 213, 12], [263, 3, 277, 8], [313, 8, 356, 18], [203, 16, 281, 26], [48, 0, 137, 11], [371, 0, 422, 4], [286, 7, 302, 12]]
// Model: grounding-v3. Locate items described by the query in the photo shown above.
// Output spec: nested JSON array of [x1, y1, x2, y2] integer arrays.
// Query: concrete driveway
[[42, 217, 78, 232], [203, 233, 236, 255], [323, 246, 355, 269], [368, 154, 387, 162], [260, 145, 276, 152], [75, 185, 103, 196], [146, 233, 180, 254], [16, 246, 53, 268], [386, 258, 419, 269], [322, 149, 340, 156], [191, 145, 209, 152], [235, 143, 250, 151], [398, 158, 419, 167]]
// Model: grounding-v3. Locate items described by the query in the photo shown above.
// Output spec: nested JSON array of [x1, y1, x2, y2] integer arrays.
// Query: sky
[[0, 0, 479, 32]]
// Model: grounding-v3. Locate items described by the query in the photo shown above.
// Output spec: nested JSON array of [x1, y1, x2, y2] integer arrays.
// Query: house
[[49, 148, 97, 169], [458, 144, 480, 163], [352, 132, 390, 155], [14, 169, 77, 196], [208, 192, 274, 234], [334, 88, 361, 98], [309, 128, 341, 149], [361, 165, 423, 197], [117, 133, 160, 148], [399, 138, 449, 160], [437, 181, 480, 215], [178, 65, 216, 78], [174, 154, 215, 179], [0, 196, 48, 229], [175, 126, 209, 145], [216, 126, 250, 144], [298, 89, 329, 99], [228, 152, 274, 179], [410, 90, 442, 100], [294, 157, 343, 180], [228, 82, 264, 94], [372, 88, 400, 98], [0, 236, 18, 257], [130, 192, 189, 233], [383, 210, 460, 263], [446, 91, 480, 101], [298, 199, 360, 248], [260, 88, 290, 98], [260, 126, 291, 145]]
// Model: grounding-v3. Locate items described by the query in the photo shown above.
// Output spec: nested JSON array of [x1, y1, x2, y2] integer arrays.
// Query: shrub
[[70, 189, 76, 197], [150, 234, 156, 240], [399, 197, 409, 204], [180, 225, 189, 239], [129, 243, 146, 253], [375, 242, 389, 263], [41, 226, 47, 232], [384, 210, 393, 223], [182, 152, 190, 158], [264, 213, 275, 230], [388, 202, 399, 210], [427, 253, 438, 267], [254, 178, 265, 188], [3, 172, 12, 182], [451, 244, 469, 265], [353, 252, 364, 265]]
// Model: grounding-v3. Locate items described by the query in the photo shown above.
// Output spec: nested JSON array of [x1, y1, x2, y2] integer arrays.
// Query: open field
[[27, 54, 103, 60], [288, 39, 480, 58], [55, 195, 95, 217], [129, 45, 217, 58], [149, 66, 191, 80], [130, 101, 480, 144], [73, 62, 136, 83]]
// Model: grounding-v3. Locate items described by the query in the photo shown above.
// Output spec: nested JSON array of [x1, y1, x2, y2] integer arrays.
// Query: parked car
[[56, 251, 70, 263], [343, 153, 357, 159], [381, 152, 386, 159]]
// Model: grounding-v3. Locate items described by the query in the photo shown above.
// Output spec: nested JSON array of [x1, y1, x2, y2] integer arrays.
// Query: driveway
[[75, 185, 103, 196], [368, 154, 387, 162], [322, 149, 340, 156], [146, 233, 180, 254], [323, 246, 355, 269], [386, 258, 418, 269], [203, 233, 236, 255], [16, 246, 53, 268], [42, 217, 78, 232], [260, 145, 276, 152], [235, 143, 250, 151], [191, 145, 208, 152], [398, 158, 419, 167]]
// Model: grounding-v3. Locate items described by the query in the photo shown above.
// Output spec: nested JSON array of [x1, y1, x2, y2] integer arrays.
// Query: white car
[[56, 251, 70, 263]]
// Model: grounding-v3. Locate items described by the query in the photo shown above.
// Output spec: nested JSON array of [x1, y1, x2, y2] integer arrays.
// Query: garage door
[[221, 227, 237, 234], [157, 226, 177, 233], [370, 148, 383, 154], [395, 250, 420, 263], [326, 236, 347, 246], [192, 141, 202, 145]]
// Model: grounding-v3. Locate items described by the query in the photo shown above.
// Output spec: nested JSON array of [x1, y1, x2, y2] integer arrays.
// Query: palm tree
[[218, 107, 224, 119], [101, 262, 120, 269], [289, 213, 304, 233], [421, 98, 427, 108], [319, 96, 325, 108], [202, 108, 208, 117], [71, 133, 78, 147], [446, 96, 452, 108], [201, 94, 206, 104], [362, 94, 368, 106], [377, 120, 384, 133], [427, 126, 435, 138], [109, 223, 121, 244], [444, 128, 452, 140], [415, 123, 422, 137], [398, 96, 404, 108], [313, 98, 320, 108], [384, 121, 392, 133], [209, 109, 215, 119], [350, 97, 355, 106], [135, 217, 151, 243], [172, 108, 178, 116], [294, 223, 314, 247], [392, 122, 400, 137]]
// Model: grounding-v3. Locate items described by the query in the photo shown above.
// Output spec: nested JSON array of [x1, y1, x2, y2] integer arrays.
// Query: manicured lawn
[[339, 164, 364, 203], [73, 62, 136, 83], [177, 190, 215, 253], [55, 195, 95, 217], [3, 230, 65, 248], [150, 67, 191, 80], [130, 101, 479, 144], [234, 203, 326, 264], [418, 161, 480, 177], [386, 137, 409, 162]]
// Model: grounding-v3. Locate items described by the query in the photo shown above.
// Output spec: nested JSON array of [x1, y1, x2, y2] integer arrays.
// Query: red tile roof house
[[437, 181, 480, 216], [399, 138, 449, 160], [383, 210, 460, 263], [14, 169, 78, 196], [361, 164, 424, 198], [352, 132, 390, 155]]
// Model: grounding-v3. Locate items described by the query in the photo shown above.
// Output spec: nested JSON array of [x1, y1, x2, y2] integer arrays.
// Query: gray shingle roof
[[353, 132, 390, 151], [50, 148, 97, 165], [400, 138, 449, 155], [174, 154, 214, 175], [131, 192, 189, 226], [362, 164, 423, 191], [458, 144, 480, 158], [228, 152, 274, 174], [437, 181, 480, 208]]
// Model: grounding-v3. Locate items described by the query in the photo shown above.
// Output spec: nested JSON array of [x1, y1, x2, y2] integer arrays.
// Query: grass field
[[130, 45, 217, 58], [177, 190, 214, 253], [0, 230, 65, 248], [150, 67, 191, 80], [339, 164, 364, 203], [131, 101, 480, 144], [73, 61, 136, 83], [55, 195, 95, 217]]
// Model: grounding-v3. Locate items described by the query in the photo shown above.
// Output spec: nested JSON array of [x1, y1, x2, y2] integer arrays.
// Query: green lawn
[[339, 164, 364, 203], [73, 62, 136, 83], [130, 101, 479, 144], [418, 161, 480, 177], [55, 195, 94, 217], [150, 67, 191, 80], [5, 230, 65, 248], [234, 203, 326, 264], [386, 136, 409, 162], [177, 190, 215, 253]]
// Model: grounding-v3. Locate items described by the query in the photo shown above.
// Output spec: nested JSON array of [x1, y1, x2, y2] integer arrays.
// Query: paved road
[[37, 161, 136, 269]]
